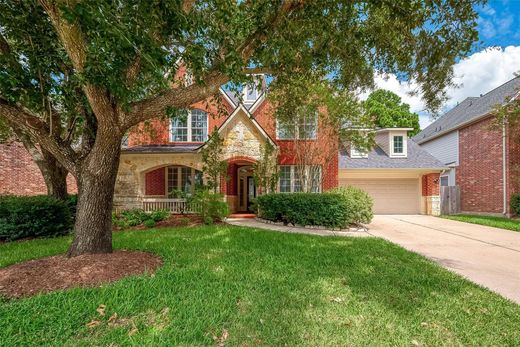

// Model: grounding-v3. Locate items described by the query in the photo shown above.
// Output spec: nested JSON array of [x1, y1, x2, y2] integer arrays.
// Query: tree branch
[[182, 0, 196, 14], [124, 70, 229, 128], [38, 0, 119, 129], [124, 1, 302, 129], [0, 98, 78, 174]]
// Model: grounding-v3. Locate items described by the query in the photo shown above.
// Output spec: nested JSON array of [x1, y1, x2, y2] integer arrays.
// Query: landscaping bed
[[0, 250, 162, 298], [1, 225, 519, 346], [113, 214, 209, 231]]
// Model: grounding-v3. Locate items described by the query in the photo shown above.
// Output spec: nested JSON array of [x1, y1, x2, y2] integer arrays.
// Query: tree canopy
[[365, 89, 421, 136], [0, 0, 483, 255]]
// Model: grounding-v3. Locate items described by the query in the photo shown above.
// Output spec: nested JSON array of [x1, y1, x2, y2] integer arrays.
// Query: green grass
[[1, 225, 519, 346], [442, 214, 520, 232]]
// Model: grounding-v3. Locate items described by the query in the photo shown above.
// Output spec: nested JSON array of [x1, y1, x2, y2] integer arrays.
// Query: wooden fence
[[440, 186, 460, 215]]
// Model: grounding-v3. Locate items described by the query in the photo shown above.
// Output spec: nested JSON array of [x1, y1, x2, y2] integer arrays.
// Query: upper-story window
[[243, 79, 261, 104], [393, 135, 403, 154], [184, 70, 194, 87], [170, 109, 208, 142], [277, 113, 318, 140]]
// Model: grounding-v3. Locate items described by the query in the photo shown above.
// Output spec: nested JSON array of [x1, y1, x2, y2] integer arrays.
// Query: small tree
[[365, 89, 421, 136], [201, 127, 228, 193], [253, 142, 279, 194]]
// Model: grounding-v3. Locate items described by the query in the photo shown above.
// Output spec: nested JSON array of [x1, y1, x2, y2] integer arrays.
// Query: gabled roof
[[197, 104, 277, 151], [340, 138, 446, 170], [221, 88, 266, 113], [414, 76, 520, 144]]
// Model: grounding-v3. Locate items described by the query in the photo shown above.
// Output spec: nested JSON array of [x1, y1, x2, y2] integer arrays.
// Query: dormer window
[[184, 69, 194, 86], [243, 77, 262, 104], [393, 136, 403, 154], [390, 135, 407, 157], [170, 109, 208, 142]]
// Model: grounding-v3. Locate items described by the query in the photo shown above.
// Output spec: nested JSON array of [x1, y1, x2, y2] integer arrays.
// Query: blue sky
[[377, 1, 520, 129], [477, 1, 520, 48]]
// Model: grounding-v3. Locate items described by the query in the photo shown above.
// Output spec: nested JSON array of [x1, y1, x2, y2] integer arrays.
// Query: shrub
[[0, 195, 72, 241], [190, 189, 230, 224], [511, 195, 520, 216], [112, 208, 170, 229], [143, 219, 156, 228], [255, 193, 351, 228], [327, 186, 373, 224]]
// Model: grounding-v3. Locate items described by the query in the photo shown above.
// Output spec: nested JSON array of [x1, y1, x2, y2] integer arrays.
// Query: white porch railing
[[142, 198, 198, 214]]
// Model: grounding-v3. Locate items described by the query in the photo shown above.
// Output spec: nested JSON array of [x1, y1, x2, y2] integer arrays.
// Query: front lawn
[[442, 214, 520, 232], [1, 225, 519, 346]]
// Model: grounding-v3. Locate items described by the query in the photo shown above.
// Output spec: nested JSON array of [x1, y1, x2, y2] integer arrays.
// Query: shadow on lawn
[[2, 224, 517, 346], [110, 225, 479, 344]]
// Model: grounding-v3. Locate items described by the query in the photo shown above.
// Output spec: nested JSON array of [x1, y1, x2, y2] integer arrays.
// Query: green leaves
[[365, 89, 421, 136]]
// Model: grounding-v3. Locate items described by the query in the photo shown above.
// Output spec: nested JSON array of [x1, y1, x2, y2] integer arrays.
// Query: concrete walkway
[[368, 215, 520, 305], [226, 218, 371, 237]]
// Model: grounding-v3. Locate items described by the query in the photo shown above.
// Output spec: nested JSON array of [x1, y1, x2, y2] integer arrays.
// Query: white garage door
[[340, 178, 420, 214]]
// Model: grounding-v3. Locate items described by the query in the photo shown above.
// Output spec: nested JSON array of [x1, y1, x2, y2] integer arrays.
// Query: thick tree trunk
[[67, 134, 121, 257], [41, 150, 69, 200]]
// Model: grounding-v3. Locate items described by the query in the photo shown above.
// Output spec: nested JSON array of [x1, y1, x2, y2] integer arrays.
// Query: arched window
[[170, 109, 208, 142]]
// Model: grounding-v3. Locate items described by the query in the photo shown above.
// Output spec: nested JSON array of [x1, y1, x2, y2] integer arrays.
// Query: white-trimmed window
[[276, 113, 318, 140], [170, 109, 208, 142], [350, 145, 368, 158], [243, 78, 261, 103], [440, 175, 449, 187], [390, 134, 407, 157], [279, 165, 322, 192], [184, 70, 194, 86], [167, 166, 203, 197]]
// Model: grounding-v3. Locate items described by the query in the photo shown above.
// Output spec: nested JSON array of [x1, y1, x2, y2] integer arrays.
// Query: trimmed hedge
[[256, 193, 351, 228], [511, 194, 520, 216], [327, 186, 373, 224], [0, 195, 73, 241]]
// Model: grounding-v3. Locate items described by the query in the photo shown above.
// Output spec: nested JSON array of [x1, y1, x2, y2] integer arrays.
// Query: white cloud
[[362, 46, 520, 129]]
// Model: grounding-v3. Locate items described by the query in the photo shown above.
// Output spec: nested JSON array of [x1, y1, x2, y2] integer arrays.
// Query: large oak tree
[[0, 0, 482, 256]]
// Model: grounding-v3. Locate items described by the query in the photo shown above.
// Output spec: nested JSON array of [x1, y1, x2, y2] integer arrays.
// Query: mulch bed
[[0, 250, 162, 299], [113, 214, 218, 232]]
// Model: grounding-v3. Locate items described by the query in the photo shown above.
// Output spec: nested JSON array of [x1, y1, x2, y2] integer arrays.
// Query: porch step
[[228, 213, 256, 219]]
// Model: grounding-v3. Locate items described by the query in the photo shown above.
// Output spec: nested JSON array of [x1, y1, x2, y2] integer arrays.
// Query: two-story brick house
[[414, 76, 520, 215], [113, 74, 446, 215]]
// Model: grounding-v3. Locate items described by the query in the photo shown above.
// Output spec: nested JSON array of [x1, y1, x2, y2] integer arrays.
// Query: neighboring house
[[414, 76, 520, 215], [0, 142, 77, 196], [115, 72, 444, 215]]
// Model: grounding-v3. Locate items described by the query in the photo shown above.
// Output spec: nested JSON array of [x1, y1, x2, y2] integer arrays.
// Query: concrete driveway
[[368, 215, 520, 305]]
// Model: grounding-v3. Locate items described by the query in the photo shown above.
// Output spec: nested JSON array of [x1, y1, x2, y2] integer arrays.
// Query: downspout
[[502, 119, 508, 216]]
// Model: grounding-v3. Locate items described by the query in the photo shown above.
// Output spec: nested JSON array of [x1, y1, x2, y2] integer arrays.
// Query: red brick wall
[[507, 124, 520, 213], [252, 101, 339, 191], [127, 96, 233, 147], [457, 116, 505, 213], [421, 173, 439, 196], [145, 167, 166, 196], [0, 142, 77, 196], [127, 75, 341, 193]]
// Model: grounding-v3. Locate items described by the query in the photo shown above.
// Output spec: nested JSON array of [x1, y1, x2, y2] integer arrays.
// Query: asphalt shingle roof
[[414, 76, 520, 144], [340, 139, 446, 169]]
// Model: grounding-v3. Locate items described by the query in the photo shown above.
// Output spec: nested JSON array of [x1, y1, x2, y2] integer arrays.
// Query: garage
[[340, 178, 421, 214]]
